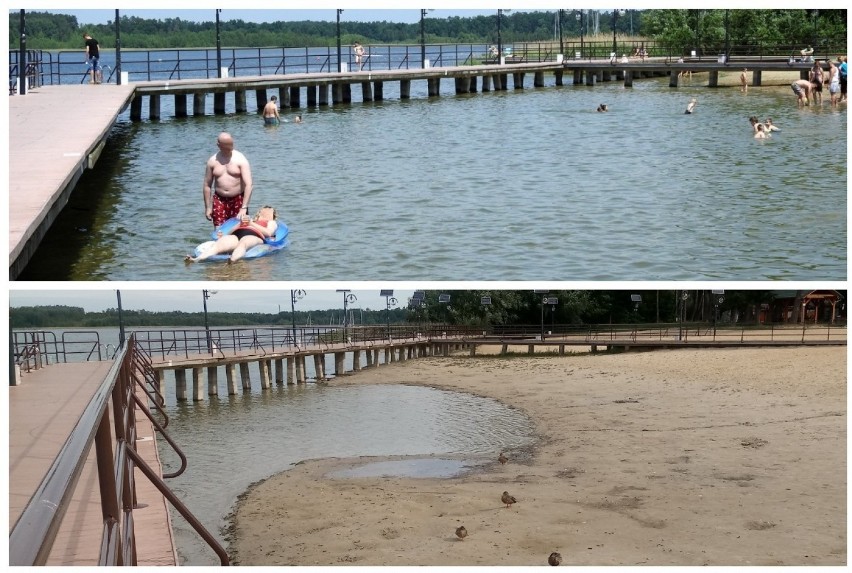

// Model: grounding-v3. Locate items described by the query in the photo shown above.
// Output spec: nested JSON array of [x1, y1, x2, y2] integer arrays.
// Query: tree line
[[10, 10, 846, 52], [10, 290, 821, 330]]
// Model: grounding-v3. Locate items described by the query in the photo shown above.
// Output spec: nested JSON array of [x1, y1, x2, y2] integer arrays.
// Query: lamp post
[[115, 10, 121, 85], [576, 11, 583, 59], [290, 289, 306, 347], [612, 9, 621, 58], [724, 9, 730, 62], [215, 9, 222, 78], [558, 9, 564, 56], [711, 290, 725, 340], [202, 289, 216, 354], [381, 290, 397, 340], [336, 9, 343, 72], [497, 9, 503, 64], [116, 290, 125, 346], [420, 9, 430, 69], [18, 10, 26, 95], [811, 9, 818, 54], [337, 289, 357, 343]]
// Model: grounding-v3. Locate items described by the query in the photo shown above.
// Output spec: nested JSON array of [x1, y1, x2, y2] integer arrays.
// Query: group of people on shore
[[791, 57, 846, 107]]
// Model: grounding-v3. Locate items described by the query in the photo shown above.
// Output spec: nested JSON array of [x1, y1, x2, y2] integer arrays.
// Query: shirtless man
[[791, 79, 813, 107], [740, 68, 748, 93], [262, 95, 280, 125], [203, 132, 253, 227]]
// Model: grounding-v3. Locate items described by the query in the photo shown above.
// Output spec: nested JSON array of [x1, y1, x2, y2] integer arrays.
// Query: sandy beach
[[228, 346, 846, 566]]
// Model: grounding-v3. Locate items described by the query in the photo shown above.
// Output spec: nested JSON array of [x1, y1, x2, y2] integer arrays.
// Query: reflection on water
[[157, 382, 536, 565], [20, 75, 846, 280]]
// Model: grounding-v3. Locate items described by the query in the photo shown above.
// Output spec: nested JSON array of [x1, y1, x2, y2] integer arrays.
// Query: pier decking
[[9, 361, 177, 565]]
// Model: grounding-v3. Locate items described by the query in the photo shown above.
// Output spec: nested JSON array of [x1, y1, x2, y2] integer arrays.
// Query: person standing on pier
[[203, 132, 254, 227], [83, 33, 100, 84], [353, 42, 365, 70]]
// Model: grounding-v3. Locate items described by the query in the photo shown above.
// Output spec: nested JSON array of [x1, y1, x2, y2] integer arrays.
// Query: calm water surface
[[156, 381, 536, 565], [21, 76, 846, 280]]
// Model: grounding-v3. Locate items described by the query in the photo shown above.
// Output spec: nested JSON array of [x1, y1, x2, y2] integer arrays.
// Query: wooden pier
[[9, 57, 817, 279], [9, 361, 178, 565], [149, 328, 846, 402]]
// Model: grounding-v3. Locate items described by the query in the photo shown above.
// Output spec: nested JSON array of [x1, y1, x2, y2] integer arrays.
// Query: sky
[[8, 286, 421, 313]]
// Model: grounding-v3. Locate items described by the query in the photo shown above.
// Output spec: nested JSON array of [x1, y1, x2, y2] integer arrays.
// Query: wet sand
[[228, 346, 846, 566]]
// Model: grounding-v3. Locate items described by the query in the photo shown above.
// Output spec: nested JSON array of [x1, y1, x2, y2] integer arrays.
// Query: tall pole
[[497, 9, 502, 64], [215, 10, 222, 78], [336, 9, 343, 72], [291, 291, 297, 346], [116, 290, 125, 347], [612, 10, 618, 56], [115, 10, 121, 85], [420, 9, 426, 68], [724, 9, 730, 61], [558, 9, 564, 55], [203, 290, 212, 355], [18, 10, 26, 95]]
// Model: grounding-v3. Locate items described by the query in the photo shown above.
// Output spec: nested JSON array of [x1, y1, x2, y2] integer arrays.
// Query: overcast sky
[[8, 286, 424, 313]]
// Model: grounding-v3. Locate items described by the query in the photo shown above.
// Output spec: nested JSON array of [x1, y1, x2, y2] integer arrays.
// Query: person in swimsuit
[[754, 123, 769, 139], [596, 103, 608, 112], [827, 60, 841, 106], [353, 42, 365, 70], [763, 118, 780, 132], [791, 79, 812, 107], [262, 95, 280, 125], [809, 61, 824, 104], [203, 132, 253, 227], [186, 205, 278, 263], [740, 68, 748, 93], [684, 97, 697, 114]]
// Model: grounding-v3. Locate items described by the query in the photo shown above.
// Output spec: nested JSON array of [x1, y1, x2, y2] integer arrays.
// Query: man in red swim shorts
[[203, 132, 253, 227]]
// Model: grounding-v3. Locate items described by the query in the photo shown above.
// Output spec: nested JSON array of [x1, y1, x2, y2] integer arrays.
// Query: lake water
[[19, 74, 847, 280], [155, 381, 537, 565]]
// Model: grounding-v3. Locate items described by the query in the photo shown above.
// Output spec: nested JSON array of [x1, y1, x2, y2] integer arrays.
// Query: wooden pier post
[[669, 72, 679, 88], [573, 69, 582, 85], [175, 369, 187, 401], [602, 70, 612, 82], [334, 352, 345, 376], [374, 81, 384, 101], [278, 86, 290, 108], [498, 73, 510, 90], [275, 358, 284, 385], [175, 94, 188, 117], [306, 85, 317, 106], [255, 89, 267, 112], [469, 76, 478, 93], [226, 363, 238, 395], [559, 344, 565, 355], [752, 70, 762, 86], [155, 369, 166, 398], [501, 344, 508, 355], [192, 367, 204, 401], [361, 81, 373, 102], [385, 347, 393, 363], [470, 344, 477, 356], [193, 93, 206, 116], [130, 97, 142, 121], [314, 354, 325, 381], [513, 72, 525, 89], [352, 350, 361, 371], [624, 70, 633, 87], [295, 356, 306, 384], [527, 345, 535, 355], [482, 75, 492, 91], [400, 79, 411, 99], [318, 84, 329, 106], [260, 360, 271, 389], [534, 71, 544, 87], [149, 95, 161, 120], [289, 86, 301, 108], [398, 347, 405, 361], [343, 83, 352, 103], [239, 362, 251, 391], [214, 92, 226, 114], [286, 357, 295, 385], [235, 90, 246, 112], [708, 71, 719, 87], [366, 349, 374, 367], [332, 83, 343, 105], [207, 366, 219, 396], [373, 349, 380, 366], [555, 69, 563, 86], [428, 77, 441, 96]]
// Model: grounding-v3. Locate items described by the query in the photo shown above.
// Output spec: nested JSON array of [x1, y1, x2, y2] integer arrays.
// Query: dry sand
[[228, 346, 846, 566]]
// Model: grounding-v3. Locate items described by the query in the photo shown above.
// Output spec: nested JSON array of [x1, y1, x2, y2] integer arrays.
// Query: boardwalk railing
[[10, 38, 845, 87], [9, 334, 229, 565]]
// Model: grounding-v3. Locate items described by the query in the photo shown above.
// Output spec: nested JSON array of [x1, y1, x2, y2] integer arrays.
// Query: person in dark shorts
[[262, 95, 280, 125], [83, 33, 100, 84]]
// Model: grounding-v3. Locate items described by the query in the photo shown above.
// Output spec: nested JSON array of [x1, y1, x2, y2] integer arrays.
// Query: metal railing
[[9, 334, 229, 565]]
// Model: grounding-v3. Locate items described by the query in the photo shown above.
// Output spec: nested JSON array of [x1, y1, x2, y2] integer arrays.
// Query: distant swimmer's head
[[596, 104, 608, 112]]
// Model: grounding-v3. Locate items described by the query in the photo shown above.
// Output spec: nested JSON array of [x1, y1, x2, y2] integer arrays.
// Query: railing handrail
[[9, 334, 229, 565]]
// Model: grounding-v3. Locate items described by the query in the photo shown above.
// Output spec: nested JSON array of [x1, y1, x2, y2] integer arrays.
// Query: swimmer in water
[[684, 97, 697, 114], [596, 103, 608, 112]]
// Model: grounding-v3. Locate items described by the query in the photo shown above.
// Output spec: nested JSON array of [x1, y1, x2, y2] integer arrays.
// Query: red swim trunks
[[211, 194, 243, 227]]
